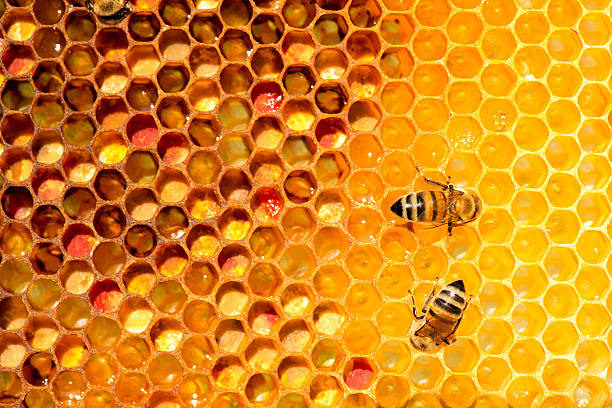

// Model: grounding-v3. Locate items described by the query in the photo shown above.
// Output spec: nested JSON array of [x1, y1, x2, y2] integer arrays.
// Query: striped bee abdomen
[[429, 280, 466, 321], [390, 191, 447, 223]]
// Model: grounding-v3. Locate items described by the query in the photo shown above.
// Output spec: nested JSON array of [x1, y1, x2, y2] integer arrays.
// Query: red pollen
[[66, 234, 95, 258], [131, 127, 158, 147], [345, 362, 374, 390], [257, 188, 283, 218]]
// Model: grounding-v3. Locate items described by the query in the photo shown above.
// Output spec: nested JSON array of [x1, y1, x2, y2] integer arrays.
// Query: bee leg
[[408, 291, 425, 319], [448, 222, 453, 236], [443, 334, 457, 345], [420, 278, 439, 314], [444, 315, 464, 345], [415, 165, 449, 190], [463, 295, 473, 311]]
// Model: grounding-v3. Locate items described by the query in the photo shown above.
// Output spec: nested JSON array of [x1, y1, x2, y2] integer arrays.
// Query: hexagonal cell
[[1, 80, 33, 113], [155, 168, 190, 204], [2, 44, 35, 76], [217, 207, 251, 241], [315, 83, 348, 114], [33, 0, 64, 24], [156, 96, 189, 129], [282, 0, 315, 28], [577, 303, 610, 337], [478, 318, 513, 354], [62, 150, 95, 184], [190, 12, 223, 43], [150, 317, 184, 352], [127, 45, 161, 76], [315, 301, 348, 336], [347, 65, 381, 99], [31, 96, 64, 129], [542, 358, 579, 392], [279, 244, 315, 279], [22, 351, 57, 387], [59, 115, 93, 149], [64, 10, 96, 41], [63, 45, 98, 77], [348, 99, 382, 131], [313, 265, 349, 299], [189, 46, 221, 78], [315, 48, 348, 79], [127, 12, 160, 41], [158, 29, 191, 61], [32, 62, 63, 95], [346, 31, 381, 63], [314, 14, 348, 45], [2, 10, 35, 42], [543, 320, 579, 355], [408, 354, 445, 391], [478, 208, 515, 244], [476, 357, 511, 391], [250, 14, 284, 44], [32, 27, 66, 60], [579, 154, 611, 190], [278, 356, 311, 390], [58, 261, 92, 298], [115, 373, 149, 405], [577, 230, 610, 264], [218, 97, 252, 131], [125, 79, 157, 112], [281, 31, 315, 63], [219, 64, 252, 95], [220, 29, 253, 61], [246, 263, 280, 298], [576, 339, 609, 374], [315, 189, 349, 223]]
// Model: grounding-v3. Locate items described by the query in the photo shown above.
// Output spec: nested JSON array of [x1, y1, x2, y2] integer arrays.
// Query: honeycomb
[[1, 0, 612, 405]]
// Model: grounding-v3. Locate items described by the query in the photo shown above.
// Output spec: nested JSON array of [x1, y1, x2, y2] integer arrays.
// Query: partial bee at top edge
[[86, 0, 131, 24], [390, 166, 482, 236], [409, 279, 471, 352]]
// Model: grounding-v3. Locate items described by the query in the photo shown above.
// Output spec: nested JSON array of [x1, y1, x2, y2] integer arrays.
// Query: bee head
[[410, 334, 438, 352], [455, 191, 481, 222]]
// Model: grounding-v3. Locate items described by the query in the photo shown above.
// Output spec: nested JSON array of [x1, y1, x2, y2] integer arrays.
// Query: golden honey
[[0, 0, 611, 406]]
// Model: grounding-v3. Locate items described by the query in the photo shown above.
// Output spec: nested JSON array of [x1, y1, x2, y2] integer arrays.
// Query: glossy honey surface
[[0, 0, 611, 406]]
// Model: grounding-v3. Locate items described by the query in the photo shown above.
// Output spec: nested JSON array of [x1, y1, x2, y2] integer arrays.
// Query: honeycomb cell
[[514, 46, 549, 78], [313, 265, 350, 299], [477, 357, 511, 391], [309, 375, 343, 407], [578, 83, 611, 118], [513, 265, 548, 301], [478, 318, 513, 354], [576, 339, 609, 374], [542, 358, 579, 391], [574, 376, 609, 407], [279, 244, 315, 278], [580, 48, 612, 81], [506, 377, 542, 408], [187, 151, 221, 184], [278, 357, 312, 390], [52, 371, 87, 406], [547, 29, 583, 61], [478, 208, 514, 244], [577, 303, 610, 337]]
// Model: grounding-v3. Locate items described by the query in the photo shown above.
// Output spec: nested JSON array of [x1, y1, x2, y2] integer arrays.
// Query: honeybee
[[86, 0, 131, 24], [409, 279, 471, 352], [390, 166, 481, 235]]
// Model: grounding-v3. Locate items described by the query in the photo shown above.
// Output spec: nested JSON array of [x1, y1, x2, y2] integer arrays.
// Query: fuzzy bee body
[[409, 280, 470, 352], [86, 0, 131, 24], [390, 167, 481, 235]]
